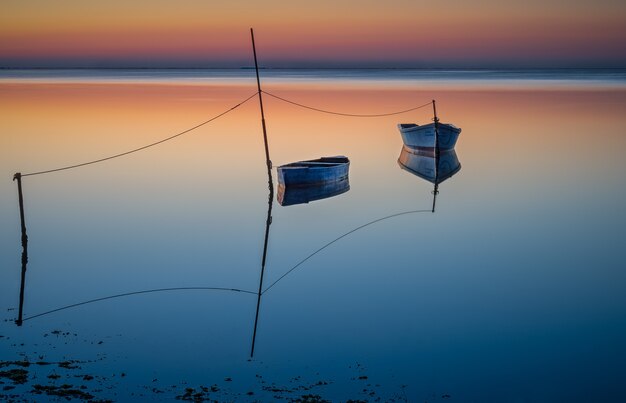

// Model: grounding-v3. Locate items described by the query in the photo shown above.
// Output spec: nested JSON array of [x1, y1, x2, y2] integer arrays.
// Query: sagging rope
[[20, 92, 259, 177], [262, 90, 433, 117], [19, 209, 432, 322], [261, 209, 432, 294], [21, 286, 257, 322], [18, 91, 433, 178]]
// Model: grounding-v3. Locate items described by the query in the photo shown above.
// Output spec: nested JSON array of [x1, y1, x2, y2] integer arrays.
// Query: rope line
[[21, 286, 257, 322], [21, 92, 259, 177], [19, 210, 432, 320], [262, 209, 432, 294], [262, 90, 433, 117]]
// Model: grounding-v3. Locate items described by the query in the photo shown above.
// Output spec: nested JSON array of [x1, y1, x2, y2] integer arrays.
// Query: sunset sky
[[1, 0, 625, 68]]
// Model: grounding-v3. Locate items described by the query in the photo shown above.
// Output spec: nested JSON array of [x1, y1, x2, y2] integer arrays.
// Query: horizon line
[[2, 66, 626, 70]]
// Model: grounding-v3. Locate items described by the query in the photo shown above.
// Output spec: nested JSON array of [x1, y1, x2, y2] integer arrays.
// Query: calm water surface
[[1, 70, 626, 401]]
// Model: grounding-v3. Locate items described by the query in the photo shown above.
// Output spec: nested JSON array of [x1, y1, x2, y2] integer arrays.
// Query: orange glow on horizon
[[1, 1, 625, 66]]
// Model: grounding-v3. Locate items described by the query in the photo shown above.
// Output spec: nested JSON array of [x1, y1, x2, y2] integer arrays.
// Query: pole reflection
[[397, 146, 461, 212], [250, 185, 273, 357]]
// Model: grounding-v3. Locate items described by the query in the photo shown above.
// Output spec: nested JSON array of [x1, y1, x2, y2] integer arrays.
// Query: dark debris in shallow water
[[0, 368, 28, 385], [289, 394, 331, 403], [58, 360, 82, 370], [175, 386, 221, 402], [0, 360, 35, 368], [2, 329, 405, 402], [31, 383, 94, 400]]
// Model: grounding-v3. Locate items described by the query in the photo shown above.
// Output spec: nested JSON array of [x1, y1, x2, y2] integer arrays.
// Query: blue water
[[1, 71, 626, 401]]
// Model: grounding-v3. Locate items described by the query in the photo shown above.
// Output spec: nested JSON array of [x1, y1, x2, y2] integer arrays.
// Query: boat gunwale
[[398, 122, 461, 132], [278, 156, 350, 169], [279, 161, 350, 169]]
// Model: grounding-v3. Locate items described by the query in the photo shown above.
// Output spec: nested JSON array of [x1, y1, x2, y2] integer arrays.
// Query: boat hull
[[277, 157, 350, 187], [397, 123, 461, 150]]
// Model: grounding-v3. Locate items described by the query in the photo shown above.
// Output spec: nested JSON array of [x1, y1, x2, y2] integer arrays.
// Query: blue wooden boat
[[397, 122, 461, 150], [277, 178, 350, 206], [277, 156, 350, 187]]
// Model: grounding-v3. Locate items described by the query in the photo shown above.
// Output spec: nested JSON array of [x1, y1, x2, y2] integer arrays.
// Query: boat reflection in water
[[277, 178, 350, 206], [398, 145, 461, 212]]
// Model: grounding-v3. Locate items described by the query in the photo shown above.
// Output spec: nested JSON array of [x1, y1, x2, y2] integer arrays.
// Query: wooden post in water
[[250, 28, 273, 190], [13, 173, 28, 247], [250, 28, 274, 357], [13, 173, 28, 326]]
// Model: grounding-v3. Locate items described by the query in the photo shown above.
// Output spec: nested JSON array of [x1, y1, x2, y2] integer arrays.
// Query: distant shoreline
[[2, 67, 626, 71], [2, 68, 626, 91]]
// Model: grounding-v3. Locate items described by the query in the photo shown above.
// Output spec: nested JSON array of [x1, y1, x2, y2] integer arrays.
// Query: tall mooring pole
[[250, 28, 273, 191], [249, 28, 274, 357]]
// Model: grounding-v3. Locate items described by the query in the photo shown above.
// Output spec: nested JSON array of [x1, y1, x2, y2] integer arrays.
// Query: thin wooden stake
[[13, 172, 28, 326], [250, 28, 273, 189], [13, 173, 28, 247]]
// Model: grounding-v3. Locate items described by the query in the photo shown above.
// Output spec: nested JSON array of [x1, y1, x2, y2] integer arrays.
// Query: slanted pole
[[250, 28, 275, 357], [250, 28, 273, 190], [13, 173, 28, 326]]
